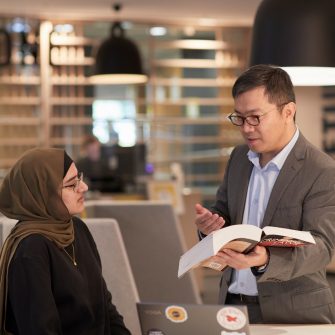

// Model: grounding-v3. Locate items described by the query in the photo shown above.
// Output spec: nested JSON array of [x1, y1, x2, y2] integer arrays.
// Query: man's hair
[[232, 64, 296, 106], [81, 134, 100, 149]]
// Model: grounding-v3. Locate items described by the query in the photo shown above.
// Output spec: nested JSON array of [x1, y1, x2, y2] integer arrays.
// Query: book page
[[261, 226, 315, 246], [212, 224, 262, 254], [178, 234, 215, 278]]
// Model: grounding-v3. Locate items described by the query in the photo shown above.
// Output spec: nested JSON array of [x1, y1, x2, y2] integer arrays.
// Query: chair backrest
[[85, 218, 141, 335], [0, 216, 141, 335], [0, 217, 17, 246], [84, 200, 202, 304]]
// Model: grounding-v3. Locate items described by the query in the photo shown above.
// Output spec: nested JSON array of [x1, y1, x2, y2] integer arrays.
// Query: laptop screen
[[137, 302, 250, 335]]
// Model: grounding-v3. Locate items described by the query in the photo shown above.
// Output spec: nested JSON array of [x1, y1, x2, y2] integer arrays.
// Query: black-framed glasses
[[227, 112, 270, 126], [227, 102, 290, 127], [63, 172, 83, 192]]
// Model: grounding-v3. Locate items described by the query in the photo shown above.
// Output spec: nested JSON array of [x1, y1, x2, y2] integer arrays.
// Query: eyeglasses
[[227, 111, 270, 126], [228, 102, 290, 127], [63, 172, 83, 192]]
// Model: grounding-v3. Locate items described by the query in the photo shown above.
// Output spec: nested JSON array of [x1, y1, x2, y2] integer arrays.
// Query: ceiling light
[[90, 3, 147, 85], [250, 0, 335, 86], [149, 27, 167, 37]]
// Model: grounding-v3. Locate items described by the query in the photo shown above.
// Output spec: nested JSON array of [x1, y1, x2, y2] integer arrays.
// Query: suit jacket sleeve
[[259, 163, 335, 282]]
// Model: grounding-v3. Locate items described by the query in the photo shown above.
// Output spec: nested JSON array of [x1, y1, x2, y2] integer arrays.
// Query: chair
[[0, 217, 17, 246], [84, 200, 202, 304], [85, 218, 141, 335]]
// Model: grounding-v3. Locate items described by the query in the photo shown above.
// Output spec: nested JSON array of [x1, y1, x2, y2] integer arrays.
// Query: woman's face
[[61, 163, 88, 215]]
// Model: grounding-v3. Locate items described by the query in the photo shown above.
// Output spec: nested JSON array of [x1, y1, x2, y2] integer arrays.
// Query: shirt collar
[[247, 127, 300, 170]]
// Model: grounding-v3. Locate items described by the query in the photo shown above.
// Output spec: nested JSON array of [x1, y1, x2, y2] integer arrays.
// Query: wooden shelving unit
[[47, 23, 96, 158], [147, 27, 249, 202], [0, 17, 250, 202], [322, 88, 335, 157], [0, 17, 42, 170]]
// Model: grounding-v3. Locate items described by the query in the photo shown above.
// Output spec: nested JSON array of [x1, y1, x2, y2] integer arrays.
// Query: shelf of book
[[0, 17, 250, 204]]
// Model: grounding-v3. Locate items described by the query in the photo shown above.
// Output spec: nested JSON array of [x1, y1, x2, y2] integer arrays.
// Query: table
[[250, 324, 335, 335]]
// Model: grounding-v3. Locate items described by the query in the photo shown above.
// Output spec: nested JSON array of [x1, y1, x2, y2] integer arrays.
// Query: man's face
[[234, 86, 295, 162], [87, 142, 101, 161]]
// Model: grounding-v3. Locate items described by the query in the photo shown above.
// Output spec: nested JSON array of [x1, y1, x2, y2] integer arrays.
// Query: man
[[76, 135, 123, 193], [195, 64, 335, 323]]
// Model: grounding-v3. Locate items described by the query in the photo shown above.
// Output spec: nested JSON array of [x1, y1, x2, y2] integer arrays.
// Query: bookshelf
[[0, 17, 250, 203], [0, 17, 42, 171]]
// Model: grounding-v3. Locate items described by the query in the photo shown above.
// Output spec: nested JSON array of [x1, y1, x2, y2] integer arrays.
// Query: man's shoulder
[[288, 133, 334, 167], [301, 137, 335, 168]]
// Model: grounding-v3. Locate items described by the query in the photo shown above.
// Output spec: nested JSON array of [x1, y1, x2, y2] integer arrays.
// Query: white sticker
[[216, 307, 247, 330], [147, 329, 165, 335], [208, 262, 224, 270], [165, 305, 188, 323]]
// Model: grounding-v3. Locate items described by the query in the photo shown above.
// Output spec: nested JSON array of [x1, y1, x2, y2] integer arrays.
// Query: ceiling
[[0, 0, 262, 26]]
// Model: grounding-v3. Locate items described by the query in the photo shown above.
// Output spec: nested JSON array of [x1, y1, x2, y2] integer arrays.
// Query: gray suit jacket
[[213, 133, 335, 323]]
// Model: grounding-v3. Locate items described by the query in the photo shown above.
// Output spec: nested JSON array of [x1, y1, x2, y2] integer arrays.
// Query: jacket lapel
[[235, 155, 253, 225], [261, 134, 307, 228]]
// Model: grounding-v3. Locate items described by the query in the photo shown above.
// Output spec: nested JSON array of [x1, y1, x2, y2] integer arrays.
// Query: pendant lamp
[[250, 0, 335, 86], [90, 4, 147, 85]]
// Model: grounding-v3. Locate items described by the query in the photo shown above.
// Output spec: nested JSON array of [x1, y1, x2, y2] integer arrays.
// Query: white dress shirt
[[228, 128, 299, 296]]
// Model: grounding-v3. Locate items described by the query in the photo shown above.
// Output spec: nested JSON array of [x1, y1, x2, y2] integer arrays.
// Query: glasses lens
[[74, 172, 83, 192], [246, 116, 260, 126], [229, 115, 243, 126]]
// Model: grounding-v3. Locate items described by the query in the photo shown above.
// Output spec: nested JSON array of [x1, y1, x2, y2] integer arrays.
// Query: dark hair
[[232, 64, 296, 106], [81, 134, 100, 149], [63, 151, 73, 178]]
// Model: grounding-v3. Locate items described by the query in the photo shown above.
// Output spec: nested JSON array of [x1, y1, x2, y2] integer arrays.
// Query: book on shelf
[[178, 224, 315, 278]]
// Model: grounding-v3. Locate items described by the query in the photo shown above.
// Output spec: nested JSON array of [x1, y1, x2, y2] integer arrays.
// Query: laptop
[[137, 302, 250, 335]]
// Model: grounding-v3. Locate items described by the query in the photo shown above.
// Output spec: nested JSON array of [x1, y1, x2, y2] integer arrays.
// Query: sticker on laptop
[[216, 306, 247, 330], [165, 305, 188, 323]]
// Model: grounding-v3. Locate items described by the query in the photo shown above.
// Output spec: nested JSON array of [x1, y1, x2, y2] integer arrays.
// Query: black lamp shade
[[250, 0, 335, 66], [91, 23, 147, 84], [250, 0, 335, 85]]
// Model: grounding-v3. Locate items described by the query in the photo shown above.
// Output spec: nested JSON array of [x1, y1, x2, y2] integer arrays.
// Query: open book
[[178, 224, 315, 278]]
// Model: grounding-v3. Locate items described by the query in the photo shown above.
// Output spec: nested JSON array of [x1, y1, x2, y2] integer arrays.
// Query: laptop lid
[[137, 302, 250, 335]]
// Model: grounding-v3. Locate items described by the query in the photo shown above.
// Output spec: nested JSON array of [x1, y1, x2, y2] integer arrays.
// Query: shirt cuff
[[251, 249, 270, 276], [198, 230, 207, 240]]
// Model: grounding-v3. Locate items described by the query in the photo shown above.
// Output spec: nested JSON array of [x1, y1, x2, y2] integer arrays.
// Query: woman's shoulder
[[18, 233, 53, 248], [12, 233, 56, 261]]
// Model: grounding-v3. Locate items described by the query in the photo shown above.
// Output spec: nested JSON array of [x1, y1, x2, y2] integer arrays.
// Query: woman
[[0, 148, 131, 335]]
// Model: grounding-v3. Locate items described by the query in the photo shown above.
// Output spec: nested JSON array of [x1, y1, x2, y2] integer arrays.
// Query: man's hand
[[209, 245, 269, 270], [195, 203, 225, 235]]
